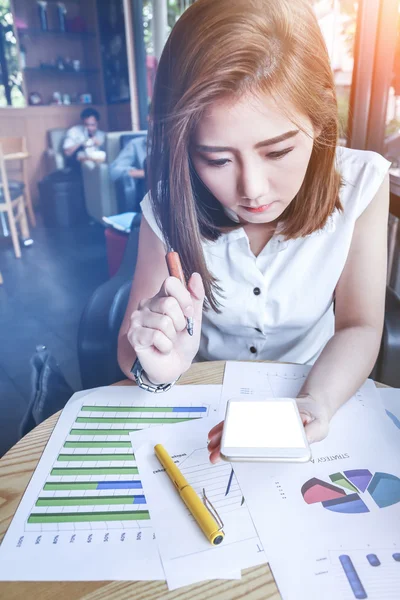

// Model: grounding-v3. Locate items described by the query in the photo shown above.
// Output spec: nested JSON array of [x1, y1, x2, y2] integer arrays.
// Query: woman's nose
[[237, 161, 270, 202]]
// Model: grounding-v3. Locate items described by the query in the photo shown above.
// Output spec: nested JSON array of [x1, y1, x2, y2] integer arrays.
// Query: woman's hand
[[208, 421, 224, 464], [207, 395, 331, 464], [127, 272, 205, 384], [296, 394, 330, 444]]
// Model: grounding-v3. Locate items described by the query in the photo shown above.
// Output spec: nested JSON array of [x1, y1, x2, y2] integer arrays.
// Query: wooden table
[[0, 361, 279, 600]]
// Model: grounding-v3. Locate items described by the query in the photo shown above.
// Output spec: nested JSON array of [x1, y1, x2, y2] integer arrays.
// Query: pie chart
[[301, 469, 400, 513]]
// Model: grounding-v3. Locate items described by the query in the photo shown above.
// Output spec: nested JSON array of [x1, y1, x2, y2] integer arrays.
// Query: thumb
[[187, 272, 205, 318], [304, 418, 329, 445]]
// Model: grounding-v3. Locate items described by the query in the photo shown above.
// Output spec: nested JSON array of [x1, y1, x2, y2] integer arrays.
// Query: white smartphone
[[220, 397, 311, 462]]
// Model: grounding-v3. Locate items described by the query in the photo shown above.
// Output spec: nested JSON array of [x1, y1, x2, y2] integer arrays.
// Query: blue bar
[[339, 555, 367, 599], [132, 495, 146, 504], [97, 481, 142, 490], [225, 469, 234, 496], [172, 407, 207, 413], [367, 554, 380, 566], [393, 553, 400, 562]]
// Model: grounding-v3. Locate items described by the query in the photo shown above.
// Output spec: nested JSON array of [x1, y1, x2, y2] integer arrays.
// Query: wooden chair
[[0, 136, 36, 227], [0, 139, 31, 261]]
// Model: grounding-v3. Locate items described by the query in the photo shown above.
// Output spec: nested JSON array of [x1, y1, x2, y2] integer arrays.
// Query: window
[[313, 0, 358, 144], [0, 0, 25, 107], [384, 9, 400, 166], [141, 0, 195, 102]]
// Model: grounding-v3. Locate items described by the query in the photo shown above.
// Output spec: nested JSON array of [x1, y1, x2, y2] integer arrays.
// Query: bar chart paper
[[0, 385, 223, 581]]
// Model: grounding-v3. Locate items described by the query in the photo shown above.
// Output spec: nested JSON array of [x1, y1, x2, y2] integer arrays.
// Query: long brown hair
[[148, 0, 342, 311]]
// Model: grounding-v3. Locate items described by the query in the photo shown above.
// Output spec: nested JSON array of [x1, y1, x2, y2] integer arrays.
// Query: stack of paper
[[128, 362, 400, 596], [222, 362, 400, 600], [130, 419, 266, 589], [1, 361, 399, 598]]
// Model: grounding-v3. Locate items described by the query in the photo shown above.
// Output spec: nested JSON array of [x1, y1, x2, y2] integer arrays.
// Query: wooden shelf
[[13, 0, 106, 113], [24, 67, 99, 76], [17, 28, 96, 38]]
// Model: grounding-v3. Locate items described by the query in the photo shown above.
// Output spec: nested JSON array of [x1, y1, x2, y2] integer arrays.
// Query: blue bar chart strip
[[366, 554, 380, 567], [386, 409, 400, 430], [339, 555, 367, 599], [225, 469, 234, 496], [97, 481, 143, 490], [172, 407, 208, 413]]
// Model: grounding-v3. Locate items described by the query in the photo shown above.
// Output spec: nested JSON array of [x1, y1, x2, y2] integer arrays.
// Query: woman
[[118, 0, 390, 461]]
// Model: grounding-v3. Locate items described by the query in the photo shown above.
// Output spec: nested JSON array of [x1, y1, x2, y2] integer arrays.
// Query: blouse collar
[[208, 204, 337, 252]]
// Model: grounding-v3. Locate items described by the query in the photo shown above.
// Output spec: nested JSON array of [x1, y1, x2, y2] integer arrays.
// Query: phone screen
[[224, 400, 306, 449]]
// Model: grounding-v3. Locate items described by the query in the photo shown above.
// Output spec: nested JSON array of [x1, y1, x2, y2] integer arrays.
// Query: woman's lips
[[242, 203, 275, 213]]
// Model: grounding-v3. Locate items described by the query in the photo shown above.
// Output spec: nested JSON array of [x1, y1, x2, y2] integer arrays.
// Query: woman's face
[[190, 92, 317, 225]]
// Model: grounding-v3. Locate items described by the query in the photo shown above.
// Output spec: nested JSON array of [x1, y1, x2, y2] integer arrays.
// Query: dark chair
[[374, 286, 400, 387], [77, 220, 141, 389]]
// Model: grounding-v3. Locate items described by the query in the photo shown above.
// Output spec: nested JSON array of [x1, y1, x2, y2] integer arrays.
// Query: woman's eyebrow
[[194, 130, 299, 153]]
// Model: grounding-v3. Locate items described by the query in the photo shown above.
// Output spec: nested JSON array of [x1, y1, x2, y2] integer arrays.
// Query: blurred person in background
[[109, 135, 147, 211], [63, 108, 106, 170]]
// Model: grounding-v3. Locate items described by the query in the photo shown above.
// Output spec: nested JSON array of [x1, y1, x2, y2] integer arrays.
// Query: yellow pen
[[154, 443, 225, 546]]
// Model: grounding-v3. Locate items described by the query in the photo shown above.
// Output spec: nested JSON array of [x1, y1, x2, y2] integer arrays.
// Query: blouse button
[[253, 287, 261, 296], [250, 346, 257, 354]]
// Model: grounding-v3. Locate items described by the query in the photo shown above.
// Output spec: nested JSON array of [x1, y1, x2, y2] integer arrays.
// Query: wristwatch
[[130, 357, 179, 393]]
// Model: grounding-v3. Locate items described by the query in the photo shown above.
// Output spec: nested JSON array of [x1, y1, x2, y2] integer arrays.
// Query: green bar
[[81, 406, 174, 413], [76, 417, 193, 424], [64, 441, 132, 448], [70, 429, 138, 436], [44, 482, 99, 491], [28, 511, 150, 523], [329, 473, 359, 493], [51, 467, 138, 475], [57, 454, 134, 462], [36, 496, 141, 506]]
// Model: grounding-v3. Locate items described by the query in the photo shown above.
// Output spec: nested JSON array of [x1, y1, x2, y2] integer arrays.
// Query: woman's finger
[[152, 330, 174, 354], [140, 310, 178, 341], [304, 418, 329, 444], [299, 410, 314, 427], [209, 447, 221, 464], [147, 296, 187, 332], [131, 325, 173, 355], [160, 276, 194, 318], [207, 430, 223, 452], [208, 420, 224, 440], [187, 272, 205, 318]]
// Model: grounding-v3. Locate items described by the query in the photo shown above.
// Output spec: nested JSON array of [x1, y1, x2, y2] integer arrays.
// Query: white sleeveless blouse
[[140, 147, 391, 365]]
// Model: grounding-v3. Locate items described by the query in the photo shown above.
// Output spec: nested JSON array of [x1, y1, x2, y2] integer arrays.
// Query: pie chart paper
[[301, 470, 400, 513]]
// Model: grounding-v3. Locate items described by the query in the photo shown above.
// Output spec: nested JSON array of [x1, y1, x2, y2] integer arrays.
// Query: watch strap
[[130, 357, 178, 393]]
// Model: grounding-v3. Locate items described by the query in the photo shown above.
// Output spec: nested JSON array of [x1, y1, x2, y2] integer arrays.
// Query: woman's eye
[[203, 147, 294, 166], [267, 147, 294, 160], [205, 158, 231, 167]]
